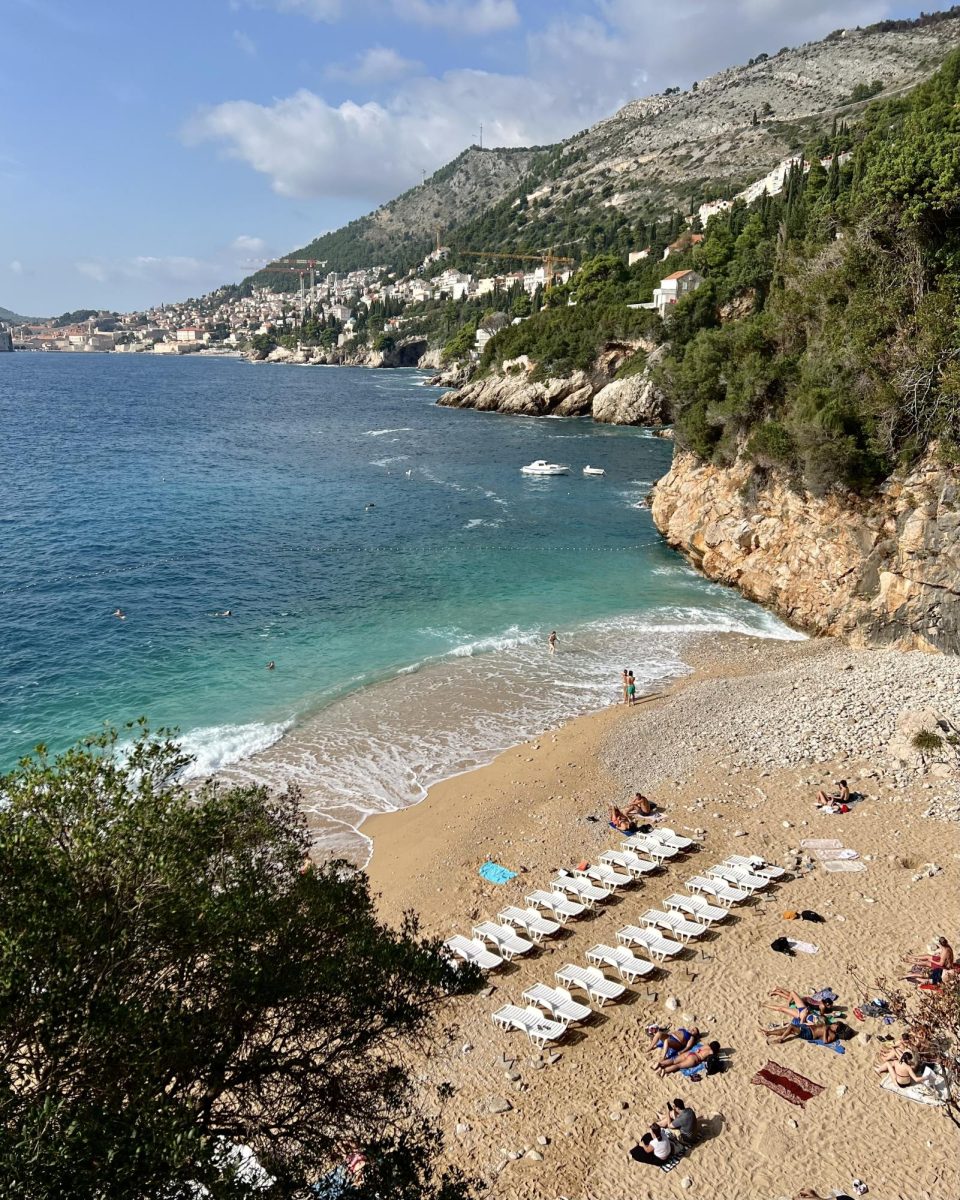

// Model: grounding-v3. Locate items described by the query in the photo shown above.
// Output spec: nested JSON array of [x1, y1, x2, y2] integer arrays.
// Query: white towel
[[800, 838, 843, 849], [822, 859, 867, 873], [786, 938, 820, 954]]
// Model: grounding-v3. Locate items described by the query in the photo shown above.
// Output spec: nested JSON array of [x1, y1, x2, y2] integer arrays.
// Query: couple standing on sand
[[621, 668, 637, 704]]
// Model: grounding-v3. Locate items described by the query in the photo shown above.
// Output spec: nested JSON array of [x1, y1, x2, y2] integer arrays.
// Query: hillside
[[252, 9, 960, 287], [0, 306, 30, 325]]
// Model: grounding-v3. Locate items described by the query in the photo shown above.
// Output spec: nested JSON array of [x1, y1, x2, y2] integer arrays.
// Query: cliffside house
[[653, 269, 704, 317], [663, 231, 704, 259]]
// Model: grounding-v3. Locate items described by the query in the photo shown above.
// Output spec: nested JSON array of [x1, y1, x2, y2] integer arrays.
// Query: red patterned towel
[[751, 1060, 825, 1108]]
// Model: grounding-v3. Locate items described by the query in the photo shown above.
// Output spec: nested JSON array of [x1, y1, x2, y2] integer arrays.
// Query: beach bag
[[800, 910, 825, 923], [770, 937, 794, 956]]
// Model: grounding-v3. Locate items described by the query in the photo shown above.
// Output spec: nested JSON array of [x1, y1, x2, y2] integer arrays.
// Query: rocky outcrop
[[650, 450, 960, 653], [437, 343, 668, 426], [250, 336, 431, 369]]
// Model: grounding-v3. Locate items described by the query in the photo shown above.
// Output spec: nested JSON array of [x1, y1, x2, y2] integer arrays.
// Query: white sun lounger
[[526, 889, 586, 923], [472, 921, 535, 961], [498, 905, 561, 942], [649, 826, 696, 850], [706, 864, 769, 893], [555, 963, 626, 1007], [639, 908, 709, 943], [575, 862, 632, 891], [616, 925, 683, 962], [550, 874, 609, 906], [600, 848, 660, 878], [585, 942, 656, 983], [664, 893, 729, 925], [625, 835, 680, 864], [725, 854, 786, 879], [492, 1003, 566, 1049], [443, 935, 504, 972], [523, 982, 593, 1026], [686, 876, 750, 906]]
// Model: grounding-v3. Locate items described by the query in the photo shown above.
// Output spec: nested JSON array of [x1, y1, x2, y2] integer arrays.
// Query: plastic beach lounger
[[663, 893, 728, 925], [576, 863, 632, 891], [550, 874, 609, 906], [649, 827, 696, 850], [523, 982, 592, 1027], [555, 962, 626, 1006], [686, 875, 749, 906], [585, 942, 655, 983], [616, 925, 683, 962], [525, 890, 586, 922], [443, 935, 504, 972], [725, 854, 786, 879], [491, 1003, 566, 1049], [706, 864, 769, 893], [600, 848, 659, 878], [472, 921, 535, 961], [640, 908, 709, 943], [498, 905, 561, 942], [628, 836, 680, 865]]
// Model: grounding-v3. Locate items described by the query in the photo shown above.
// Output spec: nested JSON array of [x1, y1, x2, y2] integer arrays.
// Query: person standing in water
[[547, 630, 558, 654], [621, 669, 630, 704], [627, 670, 637, 705]]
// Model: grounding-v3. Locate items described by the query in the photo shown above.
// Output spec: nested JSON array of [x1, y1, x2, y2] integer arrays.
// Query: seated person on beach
[[659, 1098, 697, 1145], [815, 779, 850, 810], [625, 791, 657, 818], [874, 1050, 926, 1089], [766, 987, 836, 1017], [654, 1041, 720, 1076], [874, 1030, 924, 1067], [903, 936, 954, 984], [629, 1123, 674, 1164], [648, 1025, 700, 1057]]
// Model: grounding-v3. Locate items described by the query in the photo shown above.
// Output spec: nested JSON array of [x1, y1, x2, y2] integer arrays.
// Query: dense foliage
[[660, 49, 960, 493], [0, 728, 479, 1200]]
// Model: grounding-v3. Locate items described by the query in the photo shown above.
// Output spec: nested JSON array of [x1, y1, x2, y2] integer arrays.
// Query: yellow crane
[[456, 248, 575, 289]]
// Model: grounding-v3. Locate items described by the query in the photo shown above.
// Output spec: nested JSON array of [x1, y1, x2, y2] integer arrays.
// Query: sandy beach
[[365, 634, 960, 1200]]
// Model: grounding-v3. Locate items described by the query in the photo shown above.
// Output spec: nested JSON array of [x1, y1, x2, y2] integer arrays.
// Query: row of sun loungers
[[454, 844, 786, 1046]]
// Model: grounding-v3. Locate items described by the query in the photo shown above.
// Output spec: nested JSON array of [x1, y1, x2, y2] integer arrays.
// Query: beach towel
[[751, 1060, 824, 1108], [478, 862, 517, 885], [660, 1147, 686, 1173], [800, 838, 843, 849], [822, 859, 867, 873], [809, 1035, 845, 1054], [786, 938, 820, 955], [881, 1071, 948, 1106], [812, 847, 860, 861]]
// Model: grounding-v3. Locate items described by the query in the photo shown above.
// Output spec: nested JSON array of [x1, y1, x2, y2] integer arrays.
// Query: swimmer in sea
[[365, 503, 376, 510], [214, 609, 233, 617], [548, 630, 558, 654], [266, 660, 275, 671], [112, 608, 126, 620]]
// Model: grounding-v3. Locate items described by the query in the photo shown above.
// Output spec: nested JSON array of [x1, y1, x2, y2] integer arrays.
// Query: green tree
[[0, 729, 478, 1200]]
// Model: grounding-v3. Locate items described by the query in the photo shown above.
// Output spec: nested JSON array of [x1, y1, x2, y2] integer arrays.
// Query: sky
[[0, 0, 933, 315]]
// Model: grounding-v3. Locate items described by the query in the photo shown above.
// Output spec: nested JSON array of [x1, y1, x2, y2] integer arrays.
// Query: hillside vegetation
[[660, 48, 960, 494]]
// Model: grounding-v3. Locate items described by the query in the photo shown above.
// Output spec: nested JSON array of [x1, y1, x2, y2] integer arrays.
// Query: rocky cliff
[[436, 344, 668, 426], [650, 451, 960, 654], [251, 336, 430, 369]]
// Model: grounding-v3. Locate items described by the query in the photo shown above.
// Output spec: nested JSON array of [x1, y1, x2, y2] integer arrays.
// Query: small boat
[[521, 459, 570, 476], [582, 466, 605, 476]]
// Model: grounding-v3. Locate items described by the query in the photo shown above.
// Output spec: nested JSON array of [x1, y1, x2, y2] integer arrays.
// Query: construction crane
[[456, 248, 575, 289], [266, 258, 328, 306], [264, 265, 313, 315]]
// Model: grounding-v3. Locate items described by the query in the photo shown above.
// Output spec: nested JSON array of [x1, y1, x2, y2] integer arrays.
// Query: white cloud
[[327, 46, 422, 84], [9, 260, 23, 275], [232, 29, 257, 57], [243, 0, 342, 20], [73, 237, 273, 293], [390, 0, 519, 34]]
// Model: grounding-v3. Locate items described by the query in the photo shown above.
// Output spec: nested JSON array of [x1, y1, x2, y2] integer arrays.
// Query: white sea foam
[[364, 427, 412, 436], [176, 720, 291, 780], [369, 455, 410, 467]]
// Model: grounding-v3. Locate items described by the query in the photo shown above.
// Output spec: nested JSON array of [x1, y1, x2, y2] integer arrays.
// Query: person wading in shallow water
[[547, 630, 558, 654], [627, 670, 636, 705], [621, 668, 630, 703]]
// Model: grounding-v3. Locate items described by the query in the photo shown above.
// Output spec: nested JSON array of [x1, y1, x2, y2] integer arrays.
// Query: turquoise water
[[0, 353, 799, 851]]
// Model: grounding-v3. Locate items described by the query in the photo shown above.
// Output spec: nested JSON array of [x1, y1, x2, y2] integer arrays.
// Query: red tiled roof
[[663, 269, 696, 281]]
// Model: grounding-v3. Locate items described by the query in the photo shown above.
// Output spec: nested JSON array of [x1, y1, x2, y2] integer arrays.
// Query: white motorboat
[[521, 460, 570, 476], [582, 466, 605, 476]]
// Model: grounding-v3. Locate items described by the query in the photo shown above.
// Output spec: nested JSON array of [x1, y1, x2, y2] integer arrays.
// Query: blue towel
[[479, 861, 517, 884], [811, 1036, 845, 1054], [681, 1062, 706, 1079]]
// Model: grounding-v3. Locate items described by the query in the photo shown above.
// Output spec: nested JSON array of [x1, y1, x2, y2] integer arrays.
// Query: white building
[[652, 269, 704, 317], [628, 248, 651, 266]]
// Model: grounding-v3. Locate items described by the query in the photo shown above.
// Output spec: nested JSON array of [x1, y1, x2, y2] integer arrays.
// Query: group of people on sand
[[760, 987, 840, 1046], [815, 778, 850, 813], [608, 791, 658, 833], [620, 668, 638, 705], [903, 935, 954, 985], [629, 1097, 698, 1166]]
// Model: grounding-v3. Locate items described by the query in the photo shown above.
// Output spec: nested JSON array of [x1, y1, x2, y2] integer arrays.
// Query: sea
[[0, 353, 802, 858]]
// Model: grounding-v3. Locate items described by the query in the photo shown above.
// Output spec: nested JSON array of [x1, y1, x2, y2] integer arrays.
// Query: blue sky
[[0, 1, 932, 315]]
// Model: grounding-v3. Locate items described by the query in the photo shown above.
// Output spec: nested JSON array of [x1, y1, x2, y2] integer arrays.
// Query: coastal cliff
[[650, 451, 960, 653], [436, 344, 668, 426]]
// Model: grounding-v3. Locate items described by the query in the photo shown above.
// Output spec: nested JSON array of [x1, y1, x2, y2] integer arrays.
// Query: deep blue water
[[0, 354, 798, 847]]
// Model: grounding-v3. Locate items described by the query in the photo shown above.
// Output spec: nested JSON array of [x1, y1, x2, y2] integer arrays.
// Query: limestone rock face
[[438, 370, 595, 418], [592, 347, 668, 425], [650, 450, 960, 653]]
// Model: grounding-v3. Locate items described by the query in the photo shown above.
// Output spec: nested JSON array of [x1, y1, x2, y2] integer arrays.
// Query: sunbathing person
[[874, 1051, 925, 1088], [654, 1040, 720, 1076], [647, 1024, 700, 1056], [765, 987, 836, 1017], [815, 779, 850, 810], [625, 791, 657, 818], [608, 805, 635, 833], [762, 1010, 836, 1044], [903, 936, 954, 984]]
